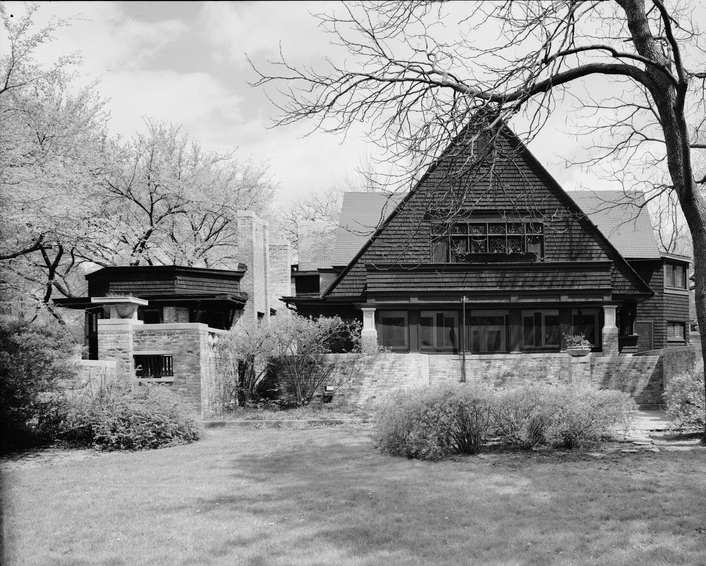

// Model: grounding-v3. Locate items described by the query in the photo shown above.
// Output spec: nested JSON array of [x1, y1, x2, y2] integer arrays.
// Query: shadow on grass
[[168, 429, 706, 565]]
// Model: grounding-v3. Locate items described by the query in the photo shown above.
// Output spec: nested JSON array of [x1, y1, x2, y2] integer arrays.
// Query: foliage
[[0, 319, 78, 452], [218, 314, 358, 409], [57, 382, 200, 451], [563, 334, 592, 349], [664, 368, 706, 431], [373, 385, 494, 460], [269, 315, 351, 407], [374, 383, 636, 459]]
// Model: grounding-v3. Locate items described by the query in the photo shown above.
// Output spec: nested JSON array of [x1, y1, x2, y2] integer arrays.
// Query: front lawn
[[2, 425, 705, 565]]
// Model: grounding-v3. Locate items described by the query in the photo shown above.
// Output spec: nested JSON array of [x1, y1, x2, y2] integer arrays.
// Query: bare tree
[[252, 0, 706, 440]]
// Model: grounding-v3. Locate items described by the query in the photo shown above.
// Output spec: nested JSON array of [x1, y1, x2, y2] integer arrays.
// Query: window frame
[[377, 310, 409, 351], [419, 310, 459, 352], [431, 220, 544, 262], [666, 321, 687, 342], [665, 262, 688, 290], [521, 309, 561, 349]]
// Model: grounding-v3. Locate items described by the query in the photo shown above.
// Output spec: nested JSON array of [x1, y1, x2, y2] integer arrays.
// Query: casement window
[[431, 221, 544, 262], [665, 263, 687, 289], [522, 310, 560, 348], [571, 308, 599, 347], [134, 354, 174, 379], [419, 310, 458, 352], [667, 321, 686, 342], [469, 311, 508, 353], [378, 310, 408, 350]]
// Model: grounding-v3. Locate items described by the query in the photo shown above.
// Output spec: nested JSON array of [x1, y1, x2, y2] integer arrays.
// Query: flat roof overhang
[[55, 293, 248, 310]]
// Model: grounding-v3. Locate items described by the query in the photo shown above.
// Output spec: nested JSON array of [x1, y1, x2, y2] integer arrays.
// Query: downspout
[[460, 296, 467, 383]]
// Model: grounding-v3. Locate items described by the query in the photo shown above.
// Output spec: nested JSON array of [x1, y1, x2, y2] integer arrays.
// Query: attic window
[[431, 221, 544, 262]]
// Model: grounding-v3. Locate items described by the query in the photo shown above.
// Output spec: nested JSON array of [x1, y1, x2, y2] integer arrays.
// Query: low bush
[[374, 383, 635, 459], [57, 383, 200, 450], [373, 385, 493, 460], [0, 320, 78, 452], [664, 368, 705, 431]]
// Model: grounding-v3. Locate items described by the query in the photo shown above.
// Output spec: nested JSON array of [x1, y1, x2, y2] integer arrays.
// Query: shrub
[[0, 320, 78, 452], [218, 314, 356, 409], [58, 383, 200, 450], [664, 368, 705, 431], [374, 383, 635, 459], [373, 385, 493, 460], [542, 387, 635, 448]]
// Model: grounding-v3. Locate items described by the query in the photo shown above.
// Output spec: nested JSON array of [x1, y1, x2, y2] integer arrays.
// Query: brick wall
[[268, 241, 292, 314], [321, 351, 688, 411]]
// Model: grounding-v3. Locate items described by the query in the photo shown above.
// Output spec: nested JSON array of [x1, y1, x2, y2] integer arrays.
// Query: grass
[[2, 425, 706, 566]]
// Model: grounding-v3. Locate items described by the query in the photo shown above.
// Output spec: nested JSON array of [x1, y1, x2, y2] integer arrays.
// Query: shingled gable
[[322, 117, 652, 300]]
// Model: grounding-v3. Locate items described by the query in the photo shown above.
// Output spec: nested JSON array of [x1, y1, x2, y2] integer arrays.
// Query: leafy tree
[[89, 122, 276, 268], [253, 0, 706, 440], [0, 6, 109, 320]]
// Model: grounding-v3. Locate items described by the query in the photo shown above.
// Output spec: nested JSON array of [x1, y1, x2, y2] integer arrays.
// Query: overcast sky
[[5, 1, 702, 206]]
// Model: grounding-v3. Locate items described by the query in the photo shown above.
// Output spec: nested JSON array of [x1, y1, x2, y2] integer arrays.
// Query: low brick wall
[[321, 350, 682, 411], [65, 359, 118, 391], [132, 323, 226, 418]]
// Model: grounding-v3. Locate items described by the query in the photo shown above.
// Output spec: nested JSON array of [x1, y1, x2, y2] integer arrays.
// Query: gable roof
[[321, 119, 652, 298], [328, 190, 662, 266], [567, 191, 661, 259]]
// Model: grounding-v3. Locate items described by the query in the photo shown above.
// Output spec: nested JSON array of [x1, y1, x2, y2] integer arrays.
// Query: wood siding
[[327, 124, 646, 299]]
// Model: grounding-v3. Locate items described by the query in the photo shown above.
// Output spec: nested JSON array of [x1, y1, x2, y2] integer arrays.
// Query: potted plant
[[563, 333, 592, 357]]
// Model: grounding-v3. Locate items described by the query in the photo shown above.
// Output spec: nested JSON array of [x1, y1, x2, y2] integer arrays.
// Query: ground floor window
[[522, 310, 560, 348], [469, 311, 507, 353], [420, 310, 458, 352], [134, 355, 173, 379], [378, 310, 408, 350], [667, 321, 686, 342], [571, 308, 600, 346]]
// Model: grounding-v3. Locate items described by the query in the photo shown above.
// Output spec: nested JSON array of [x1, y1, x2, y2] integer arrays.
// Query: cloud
[[99, 69, 242, 143]]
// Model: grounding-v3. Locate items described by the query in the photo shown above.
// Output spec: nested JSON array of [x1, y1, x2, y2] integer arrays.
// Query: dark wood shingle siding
[[632, 260, 666, 348], [366, 264, 612, 292], [329, 126, 642, 298]]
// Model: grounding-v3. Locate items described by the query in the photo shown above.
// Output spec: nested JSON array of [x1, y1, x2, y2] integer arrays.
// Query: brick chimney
[[268, 241, 292, 314], [236, 211, 270, 325]]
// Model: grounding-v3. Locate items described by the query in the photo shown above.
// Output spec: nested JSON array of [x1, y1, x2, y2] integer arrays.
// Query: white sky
[[3, 1, 704, 206]]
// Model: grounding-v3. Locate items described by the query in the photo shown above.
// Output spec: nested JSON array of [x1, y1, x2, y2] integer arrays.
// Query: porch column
[[361, 307, 378, 355], [602, 304, 619, 355]]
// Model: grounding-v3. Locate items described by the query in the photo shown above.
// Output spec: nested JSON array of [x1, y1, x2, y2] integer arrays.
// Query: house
[[286, 117, 692, 358], [55, 211, 291, 415]]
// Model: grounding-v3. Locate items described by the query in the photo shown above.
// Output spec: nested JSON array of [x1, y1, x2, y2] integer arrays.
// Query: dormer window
[[431, 220, 544, 262]]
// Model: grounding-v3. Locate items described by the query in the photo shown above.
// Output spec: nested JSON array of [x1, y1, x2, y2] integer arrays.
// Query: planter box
[[566, 347, 591, 357]]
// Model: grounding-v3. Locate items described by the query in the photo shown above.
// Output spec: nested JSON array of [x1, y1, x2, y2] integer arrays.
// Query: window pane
[[508, 222, 524, 234], [380, 312, 408, 348], [431, 223, 447, 235], [544, 314, 560, 346], [469, 223, 486, 235], [572, 309, 598, 346], [526, 235, 543, 258], [522, 315, 535, 347], [450, 237, 468, 261], [668, 322, 685, 340], [470, 237, 487, 253], [452, 223, 468, 234], [488, 223, 505, 234], [527, 223, 544, 234], [431, 238, 448, 262], [674, 265, 686, 288], [507, 236, 524, 254], [488, 236, 507, 253], [420, 314, 434, 348]]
